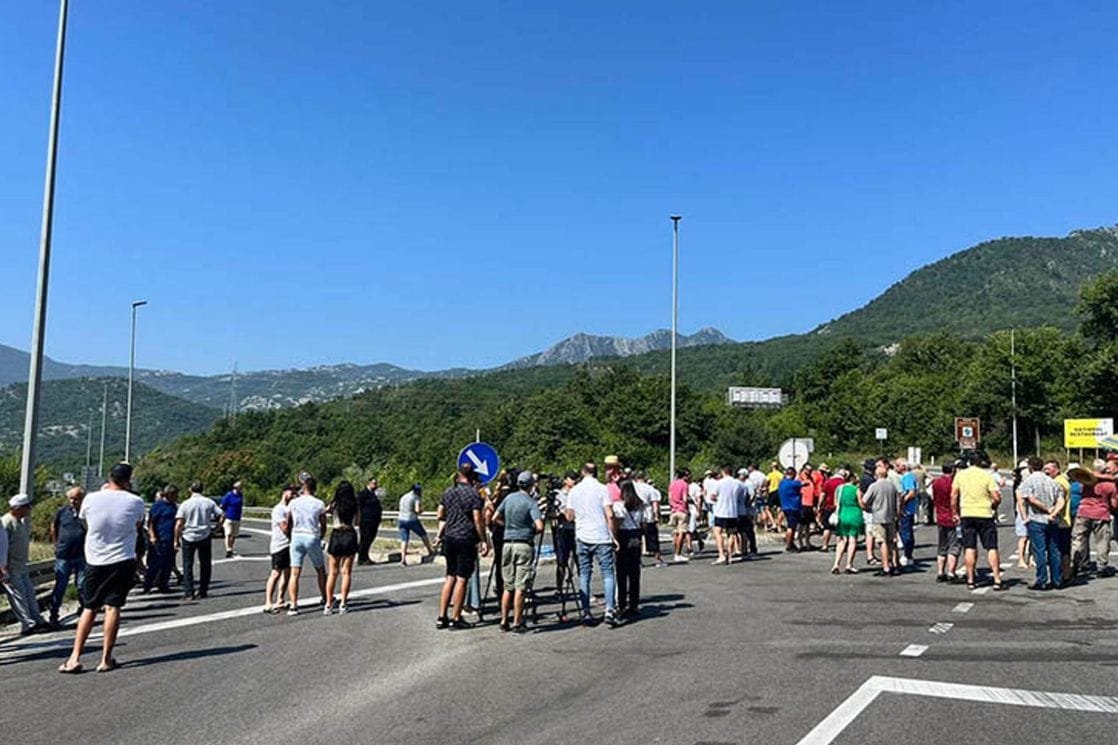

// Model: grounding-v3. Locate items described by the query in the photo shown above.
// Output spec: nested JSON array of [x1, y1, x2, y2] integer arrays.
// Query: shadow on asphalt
[[340, 599, 422, 615], [121, 643, 258, 669]]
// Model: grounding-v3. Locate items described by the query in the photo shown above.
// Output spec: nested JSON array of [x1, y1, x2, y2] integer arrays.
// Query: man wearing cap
[[397, 483, 434, 566], [494, 471, 544, 632], [3, 493, 49, 634], [219, 481, 245, 558], [604, 455, 623, 503], [59, 463, 146, 673], [49, 485, 87, 627]]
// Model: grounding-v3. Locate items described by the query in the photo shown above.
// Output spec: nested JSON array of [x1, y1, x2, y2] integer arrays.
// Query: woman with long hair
[[324, 480, 359, 614], [613, 480, 646, 619], [831, 468, 865, 575]]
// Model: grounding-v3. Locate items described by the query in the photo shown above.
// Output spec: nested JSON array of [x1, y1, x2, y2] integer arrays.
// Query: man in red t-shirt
[[820, 468, 844, 553], [1071, 460, 1118, 577], [668, 469, 692, 562], [931, 463, 961, 582]]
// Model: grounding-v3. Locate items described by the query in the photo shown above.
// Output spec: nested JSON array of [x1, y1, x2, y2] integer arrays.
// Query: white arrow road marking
[[929, 622, 954, 634], [465, 449, 490, 477], [952, 602, 974, 613], [899, 644, 928, 657]]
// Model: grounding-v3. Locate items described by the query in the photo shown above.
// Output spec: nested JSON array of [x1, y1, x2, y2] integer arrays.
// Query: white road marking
[[971, 586, 990, 595], [0, 577, 444, 663], [240, 527, 272, 537], [999, 562, 1014, 570], [213, 556, 271, 564], [899, 645, 928, 658], [929, 622, 954, 635], [952, 602, 974, 613], [796, 676, 1118, 745], [1008, 553, 1019, 560]]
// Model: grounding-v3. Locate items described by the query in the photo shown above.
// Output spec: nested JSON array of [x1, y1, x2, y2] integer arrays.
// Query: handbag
[[828, 510, 839, 528]]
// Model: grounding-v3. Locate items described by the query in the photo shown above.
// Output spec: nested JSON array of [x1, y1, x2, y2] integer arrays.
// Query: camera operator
[[552, 471, 578, 595], [494, 471, 544, 632]]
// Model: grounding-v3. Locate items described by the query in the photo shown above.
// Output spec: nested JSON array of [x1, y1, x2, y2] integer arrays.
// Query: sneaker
[[672, 554, 690, 563], [499, 621, 511, 633], [580, 614, 596, 628], [263, 604, 274, 614], [449, 618, 474, 630], [654, 559, 667, 568], [225, 551, 234, 559], [287, 607, 300, 616], [899, 556, 911, 567], [512, 623, 529, 634], [435, 616, 449, 630], [712, 557, 728, 565], [604, 611, 621, 628], [323, 606, 333, 616], [338, 604, 348, 615]]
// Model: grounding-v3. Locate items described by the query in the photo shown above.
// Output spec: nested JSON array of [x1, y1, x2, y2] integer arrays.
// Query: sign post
[[875, 428, 888, 456], [457, 442, 500, 485], [955, 417, 981, 451]]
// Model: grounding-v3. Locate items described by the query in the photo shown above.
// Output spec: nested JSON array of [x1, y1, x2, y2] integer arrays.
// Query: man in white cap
[[59, 463, 145, 673], [2, 493, 49, 634]]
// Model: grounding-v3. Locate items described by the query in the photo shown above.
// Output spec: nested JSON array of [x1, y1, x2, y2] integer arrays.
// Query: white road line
[[971, 586, 990, 596], [999, 562, 1014, 570], [0, 577, 444, 663], [952, 602, 974, 613], [240, 527, 272, 536], [213, 556, 271, 564], [899, 645, 928, 658], [929, 622, 954, 635], [1008, 553, 1019, 560], [796, 676, 1118, 745]]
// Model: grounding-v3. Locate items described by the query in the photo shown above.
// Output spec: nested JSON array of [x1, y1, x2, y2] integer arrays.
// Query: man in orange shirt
[[798, 465, 817, 550]]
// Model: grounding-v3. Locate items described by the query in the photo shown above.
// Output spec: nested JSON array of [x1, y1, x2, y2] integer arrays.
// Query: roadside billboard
[[1063, 418, 1114, 448]]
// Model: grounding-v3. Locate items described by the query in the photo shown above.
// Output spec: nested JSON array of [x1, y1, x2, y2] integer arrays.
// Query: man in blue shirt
[[144, 485, 180, 594], [220, 481, 245, 558], [49, 486, 87, 627], [897, 460, 919, 568], [777, 468, 804, 553], [495, 472, 544, 632]]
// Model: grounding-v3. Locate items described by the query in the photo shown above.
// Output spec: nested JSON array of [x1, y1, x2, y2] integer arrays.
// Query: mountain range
[[2, 223, 1117, 469]]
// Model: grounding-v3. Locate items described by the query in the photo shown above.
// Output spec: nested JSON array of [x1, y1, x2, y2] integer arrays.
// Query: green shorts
[[501, 542, 534, 591]]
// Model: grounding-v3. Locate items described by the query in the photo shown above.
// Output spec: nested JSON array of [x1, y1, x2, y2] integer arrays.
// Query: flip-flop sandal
[[992, 582, 1006, 592], [58, 662, 83, 674], [966, 582, 977, 590], [95, 659, 120, 673]]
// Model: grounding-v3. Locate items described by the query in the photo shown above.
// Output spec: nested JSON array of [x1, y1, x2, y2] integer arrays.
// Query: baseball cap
[[737, 468, 748, 476], [8, 493, 31, 508], [517, 471, 535, 487]]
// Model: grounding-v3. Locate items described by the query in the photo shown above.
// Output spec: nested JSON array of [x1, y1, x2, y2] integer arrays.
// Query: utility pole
[[98, 382, 108, 477], [18, 0, 69, 498], [1010, 329, 1019, 467], [669, 215, 681, 485], [124, 299, 147, 462], [85, 408, 93, 467], [229, 362, 238, 422]]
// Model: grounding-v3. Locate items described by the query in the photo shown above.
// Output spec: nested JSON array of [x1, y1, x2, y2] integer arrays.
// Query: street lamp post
[[18, 0, 70, 497], [124, 300, 147, 463], [669, 216, 681, 485]]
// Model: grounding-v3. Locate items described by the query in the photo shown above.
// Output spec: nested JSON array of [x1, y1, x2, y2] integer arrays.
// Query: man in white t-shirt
[[174, 481, 223, 600], [563, 463, 619, 627], [263, 484, 296, 613], [633, 472, 665, 567], [285, 476, 327, 615], [711, 466, 741, 565], [687, 479, 704, 553], [59, 463, 145, 674]]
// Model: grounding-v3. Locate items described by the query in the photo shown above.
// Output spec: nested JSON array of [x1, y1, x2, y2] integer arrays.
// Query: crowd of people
[[2, 449, 1116, 673]]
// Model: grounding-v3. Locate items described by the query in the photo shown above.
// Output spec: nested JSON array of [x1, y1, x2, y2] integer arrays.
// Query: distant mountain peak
[[505, 327, 734, 368]]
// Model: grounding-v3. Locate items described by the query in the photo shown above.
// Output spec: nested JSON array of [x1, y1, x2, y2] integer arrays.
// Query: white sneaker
[[899, 556, 911, 567], [338, 604, 349, 614], [712, 557, 728, 565], [287, 607, 299, 616], [673, 554, 690, 563], [323, 606, 333, 616]]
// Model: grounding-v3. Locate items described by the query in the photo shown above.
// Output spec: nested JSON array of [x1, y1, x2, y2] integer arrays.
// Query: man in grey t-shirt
[[859, 459, 900, 576], [494, 472, 544, 632]]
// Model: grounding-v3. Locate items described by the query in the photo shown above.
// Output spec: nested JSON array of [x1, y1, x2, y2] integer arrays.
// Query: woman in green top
[[831, 469, 865, 575]]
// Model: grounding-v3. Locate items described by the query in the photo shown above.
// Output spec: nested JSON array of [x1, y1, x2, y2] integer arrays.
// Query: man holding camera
[[495, 471, 544, 632]]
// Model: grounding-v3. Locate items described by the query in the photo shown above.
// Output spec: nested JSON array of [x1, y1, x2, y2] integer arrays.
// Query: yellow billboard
[[1064, 418, 1114, 448]]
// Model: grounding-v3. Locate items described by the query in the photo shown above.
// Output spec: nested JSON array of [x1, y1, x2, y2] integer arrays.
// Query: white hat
[[9, 493, 31, 508]]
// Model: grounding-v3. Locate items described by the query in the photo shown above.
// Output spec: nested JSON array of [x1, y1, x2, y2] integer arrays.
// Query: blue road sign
[[458, 442, 500, 484]]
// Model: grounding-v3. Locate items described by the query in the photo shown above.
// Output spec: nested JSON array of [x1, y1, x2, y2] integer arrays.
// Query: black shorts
[[271, 548, 291, 570], [766, 492, 780, 508], [83, 559, 136, 610], [936, 526, 962, 558], [801, 506, 816, 523], [713, 516, 738, 530], [960, 517, 998, 551], [327, 527, 358, 558], [555, 527, 576, 566], [642, 522, 659, 553], [443, 537, 478, 579], [820, 509, 835, 528]]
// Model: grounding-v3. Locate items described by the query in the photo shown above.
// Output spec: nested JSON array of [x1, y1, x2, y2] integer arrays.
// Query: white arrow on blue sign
[[458, 442, 500, 484]]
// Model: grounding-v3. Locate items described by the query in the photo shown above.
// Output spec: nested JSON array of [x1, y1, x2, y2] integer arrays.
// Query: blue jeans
[[51, 556, 85, 616], [576, 540, 616, 616], [899, 513, 915, 561], [1027, 521, 1061, 586]]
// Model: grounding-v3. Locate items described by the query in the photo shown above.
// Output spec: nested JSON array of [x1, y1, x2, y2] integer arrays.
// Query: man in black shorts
[[435, 464, 489, 629], [59, 463, 146, 674]]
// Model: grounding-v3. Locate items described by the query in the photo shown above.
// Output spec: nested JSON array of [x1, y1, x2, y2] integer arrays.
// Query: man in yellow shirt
[[951, 453, 1005, 590], [765, 462, 785, 532]]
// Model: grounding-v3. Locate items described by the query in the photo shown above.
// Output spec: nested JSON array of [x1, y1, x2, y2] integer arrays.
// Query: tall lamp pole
[[124, 300, 147, 463], [669, 216, 681, 485], [1010, 329, 1018, 467], [18, 0, 70, 498], [98, 381, 108, 476]]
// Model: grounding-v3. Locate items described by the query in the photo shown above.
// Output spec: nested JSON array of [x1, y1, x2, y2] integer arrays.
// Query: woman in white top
[[613, 481, 646, 619]]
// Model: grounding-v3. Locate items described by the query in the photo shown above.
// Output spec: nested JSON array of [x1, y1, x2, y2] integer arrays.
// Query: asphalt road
[[4, 518, 1118, 745]]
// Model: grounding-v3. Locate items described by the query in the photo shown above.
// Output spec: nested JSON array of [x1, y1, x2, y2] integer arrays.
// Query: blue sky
[[3, 1, 1117, 375]]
